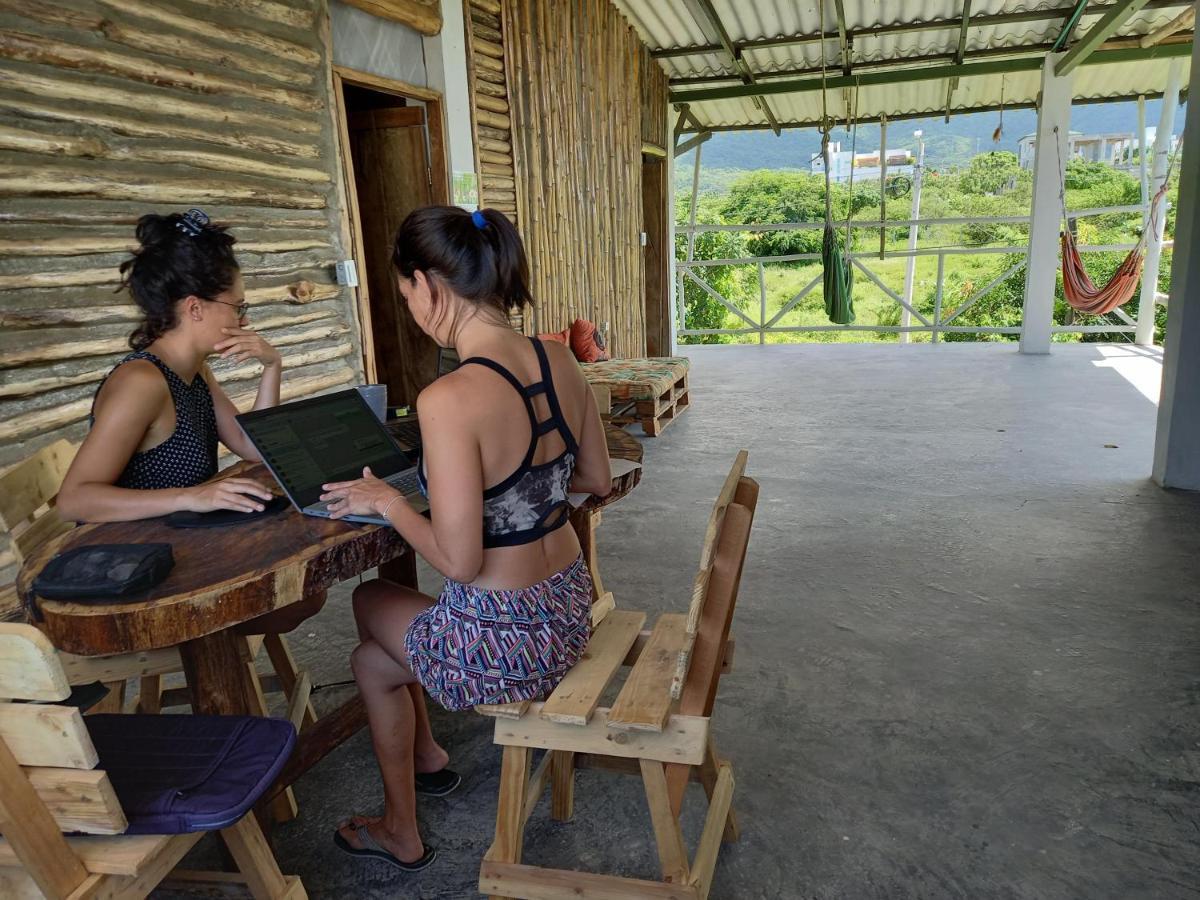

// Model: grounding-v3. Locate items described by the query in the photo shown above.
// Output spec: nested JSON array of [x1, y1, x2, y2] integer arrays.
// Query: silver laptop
[[390, 346, 462, 450], [236, 389, 423, 525]]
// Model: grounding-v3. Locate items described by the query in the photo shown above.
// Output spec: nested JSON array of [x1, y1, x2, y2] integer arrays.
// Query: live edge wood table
[[14, 460, 413, 796]]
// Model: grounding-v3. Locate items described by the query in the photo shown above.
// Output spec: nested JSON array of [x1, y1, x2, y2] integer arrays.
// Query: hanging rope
[[819, 0, 855, 325], [1054, 125, 1177, 316]]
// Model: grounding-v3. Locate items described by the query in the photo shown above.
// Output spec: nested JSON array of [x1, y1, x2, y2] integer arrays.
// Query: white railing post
[[1136, 59, 1183, 346], [900, 130, 925, 344], [686, 142, 702, 263], [932, 252, 945, 343], [757, 261, 766, 345], [1021, 53, 1074, 355]]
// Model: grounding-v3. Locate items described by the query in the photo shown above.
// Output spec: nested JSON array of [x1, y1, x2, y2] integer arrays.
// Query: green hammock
[[822, 224, 855, 325]]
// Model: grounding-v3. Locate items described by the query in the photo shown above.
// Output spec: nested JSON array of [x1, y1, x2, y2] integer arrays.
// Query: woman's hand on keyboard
[[320, 467, 404, 520]]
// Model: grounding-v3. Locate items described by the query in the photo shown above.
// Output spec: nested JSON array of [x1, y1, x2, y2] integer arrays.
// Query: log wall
[[0, 0, 362, 579]]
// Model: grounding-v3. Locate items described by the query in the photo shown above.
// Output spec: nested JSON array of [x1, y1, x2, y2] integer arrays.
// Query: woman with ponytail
[[58, 209, 281, 522], [319, 207, 612, 872]]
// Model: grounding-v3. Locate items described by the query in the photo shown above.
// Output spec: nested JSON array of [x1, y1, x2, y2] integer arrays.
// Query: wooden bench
[[475, 450, 755, 899], [582, 357, 691, 436], [0, 622, 306, 899], [0, 440, 317, 821]]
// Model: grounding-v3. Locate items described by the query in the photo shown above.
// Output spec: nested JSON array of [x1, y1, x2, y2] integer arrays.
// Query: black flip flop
[[414, 768, 461, 797], [333, 824, 437, 872]]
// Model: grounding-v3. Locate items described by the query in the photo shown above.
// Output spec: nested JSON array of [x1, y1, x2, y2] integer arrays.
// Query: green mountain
[[677, 99, 1177, 183]]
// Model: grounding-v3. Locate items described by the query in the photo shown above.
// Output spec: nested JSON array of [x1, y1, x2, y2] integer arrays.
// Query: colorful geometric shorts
[[403, 555, 593, 712]]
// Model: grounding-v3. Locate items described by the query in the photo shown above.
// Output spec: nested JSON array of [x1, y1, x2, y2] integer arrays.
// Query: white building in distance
[[1017, 128, 1177, 169], [810, 143, 916, 183]]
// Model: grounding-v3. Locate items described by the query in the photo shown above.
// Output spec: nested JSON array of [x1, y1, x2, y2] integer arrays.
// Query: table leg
[[570, 508, 614, 624], [378, 546, 418, 589], [178, 628, 260, 716]]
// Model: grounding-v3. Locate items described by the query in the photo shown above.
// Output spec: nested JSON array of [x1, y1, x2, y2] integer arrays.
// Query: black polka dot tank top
[[91, 351, 219, 491]]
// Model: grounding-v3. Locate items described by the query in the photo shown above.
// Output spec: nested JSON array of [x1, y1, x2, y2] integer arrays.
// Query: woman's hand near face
[[320, 467, 405, 520], [215, 326, 281, 368]]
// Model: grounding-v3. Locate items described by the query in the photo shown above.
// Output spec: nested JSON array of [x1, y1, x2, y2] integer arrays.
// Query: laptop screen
[[437, 346, 460, 377], [237, 389, 410, 509]]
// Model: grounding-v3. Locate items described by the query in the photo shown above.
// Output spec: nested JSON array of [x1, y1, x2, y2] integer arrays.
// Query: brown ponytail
[[390, 206, 533, 316]]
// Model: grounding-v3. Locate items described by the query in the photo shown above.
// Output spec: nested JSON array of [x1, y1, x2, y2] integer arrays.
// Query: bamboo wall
[[462, 0, 526, 332], [0, 0, 361, 576], [491, 0, 669, 354]]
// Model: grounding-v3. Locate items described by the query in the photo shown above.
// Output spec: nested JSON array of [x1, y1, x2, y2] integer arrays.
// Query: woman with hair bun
[[58, 209, 281, 522], [319, 207, 612, 872]]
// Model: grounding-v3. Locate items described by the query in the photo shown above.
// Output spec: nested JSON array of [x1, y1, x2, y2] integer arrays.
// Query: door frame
[[332, 66, 450, 382]]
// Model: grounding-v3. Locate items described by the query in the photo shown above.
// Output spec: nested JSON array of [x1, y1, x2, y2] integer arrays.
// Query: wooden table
[[16, 461, 411, 790]]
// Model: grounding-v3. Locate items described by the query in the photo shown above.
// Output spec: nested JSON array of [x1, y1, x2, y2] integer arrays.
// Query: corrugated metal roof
[[611, 0, 1193, 130]]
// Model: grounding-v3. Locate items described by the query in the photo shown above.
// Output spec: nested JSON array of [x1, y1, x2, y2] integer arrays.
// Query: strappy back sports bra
[[418, 338, 579, 549]]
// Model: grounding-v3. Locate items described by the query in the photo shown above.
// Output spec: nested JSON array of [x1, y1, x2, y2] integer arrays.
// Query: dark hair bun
[[120, 212, 240, 350]]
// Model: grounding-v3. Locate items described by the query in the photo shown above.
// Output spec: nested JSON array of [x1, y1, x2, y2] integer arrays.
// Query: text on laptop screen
[[242, 392, 406, 506]]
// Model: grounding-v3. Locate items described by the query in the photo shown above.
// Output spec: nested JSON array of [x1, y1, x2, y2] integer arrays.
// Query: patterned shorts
[[403, 555, 593, 712]]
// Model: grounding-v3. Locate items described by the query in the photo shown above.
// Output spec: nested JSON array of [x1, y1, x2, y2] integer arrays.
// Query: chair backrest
[[0, 623, 128, 837], [0, 439, 78, 567], [671, 450, 757, 702]]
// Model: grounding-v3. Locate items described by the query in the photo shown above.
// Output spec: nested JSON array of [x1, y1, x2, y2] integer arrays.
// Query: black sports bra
[[418, 339, 579, 549]]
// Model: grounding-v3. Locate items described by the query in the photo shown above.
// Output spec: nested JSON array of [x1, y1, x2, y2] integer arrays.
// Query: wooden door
[[348, 106, 438, 407], [642, 154, 670, 357]]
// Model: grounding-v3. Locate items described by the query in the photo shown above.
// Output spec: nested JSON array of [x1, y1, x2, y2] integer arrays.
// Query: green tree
[[959, 151, 1021, 195], [674, 195, 756, 344]]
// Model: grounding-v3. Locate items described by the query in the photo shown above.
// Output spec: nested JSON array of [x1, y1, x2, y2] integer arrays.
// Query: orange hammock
[[1054, 124, 1178, 317], [1060, 230, 1145, 316]]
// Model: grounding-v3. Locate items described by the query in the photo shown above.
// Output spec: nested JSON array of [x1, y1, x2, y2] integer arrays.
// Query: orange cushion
[[536, 327, 570, 346], [569, 319, 609, 363]]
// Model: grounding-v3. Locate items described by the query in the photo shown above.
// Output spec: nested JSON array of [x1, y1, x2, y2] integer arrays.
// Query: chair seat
[[86, 714, 295, 835]]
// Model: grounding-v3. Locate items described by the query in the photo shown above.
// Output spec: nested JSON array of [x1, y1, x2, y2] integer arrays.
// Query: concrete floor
[[172, 343, 1200, 899]]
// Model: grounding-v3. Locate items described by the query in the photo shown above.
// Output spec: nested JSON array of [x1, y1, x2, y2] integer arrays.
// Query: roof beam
[[1056, 0, 1153, 74], [651, 1, 1188, 60], [1140, 4, 1195, 45], [944, 0, 973, 121], [668, 40, 1191, 104], [1052, 0, 1090, 51], [666, 32, 1192, 87], [684, 0, 782, 134], [832, 0, 851, 75], [673, 87, 1186, 134]]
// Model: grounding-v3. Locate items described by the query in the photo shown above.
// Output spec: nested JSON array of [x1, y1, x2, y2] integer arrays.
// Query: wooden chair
[[0, 622, 306, 899], [476, 450, 756, 900], [0, 440, 318, 818]]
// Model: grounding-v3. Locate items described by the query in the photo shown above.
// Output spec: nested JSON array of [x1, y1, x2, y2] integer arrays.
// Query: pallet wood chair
[[0, 622, 306, 899], [476, 450, 756, 900], [0, 440, 317, 819]]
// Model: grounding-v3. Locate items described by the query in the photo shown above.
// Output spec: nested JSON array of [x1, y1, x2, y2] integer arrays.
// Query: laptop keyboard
[[390, 421, 422, 447], [384, 468, 421, 497]]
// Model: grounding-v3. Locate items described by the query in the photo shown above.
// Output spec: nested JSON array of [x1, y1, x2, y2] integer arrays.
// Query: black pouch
[[31, 543, 174, 603]]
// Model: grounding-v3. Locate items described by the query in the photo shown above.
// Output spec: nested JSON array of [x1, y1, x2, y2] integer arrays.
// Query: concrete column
[[1153, 40, 1200, 490], [1136, 59, 1183, 346], [422, 0, 477, 207], [1021, 53, 1074, 354], [666, 112, 679, 355]]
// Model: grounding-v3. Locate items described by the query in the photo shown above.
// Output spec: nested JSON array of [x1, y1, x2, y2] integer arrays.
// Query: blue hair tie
[[471, 209, 487, 230]]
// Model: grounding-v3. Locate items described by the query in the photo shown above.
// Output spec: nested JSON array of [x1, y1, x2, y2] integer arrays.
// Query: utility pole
[[900, 130, 925, 343]]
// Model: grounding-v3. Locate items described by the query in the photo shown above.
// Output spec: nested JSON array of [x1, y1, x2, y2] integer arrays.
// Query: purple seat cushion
[[85, 714, 296, 835]]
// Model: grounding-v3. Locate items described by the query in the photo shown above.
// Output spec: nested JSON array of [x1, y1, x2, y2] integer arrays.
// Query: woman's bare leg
[[337, 581, 446, 860], [351, 579, 448, 770]]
